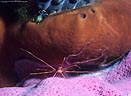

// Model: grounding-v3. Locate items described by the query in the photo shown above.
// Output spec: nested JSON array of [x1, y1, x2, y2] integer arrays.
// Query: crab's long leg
[[53, 71, 57, 77], [100, 55, 123, 67], [20, 48, 56, 70], [16, 70, 55, 86], [63, 64, 80, 70], [65, 70, 95, 74], [68, 55, 104, 65], [61, 72, 66, 78], [30, 70, 55, 75], [60, 57, 66, 67]]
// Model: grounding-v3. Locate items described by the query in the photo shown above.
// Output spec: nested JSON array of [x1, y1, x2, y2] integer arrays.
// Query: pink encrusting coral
[[0, 87, 28, 96], [103, 52, 131, 83], [0, 51, 131, 96], [22, 77, 125, 96], [101, 51, 131, 94], [0, 77, 125, 96]]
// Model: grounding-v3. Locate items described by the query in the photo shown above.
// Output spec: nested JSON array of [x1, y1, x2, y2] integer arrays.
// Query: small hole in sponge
[[90, 8, 96, 14], [80, 13, 87, 19]]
